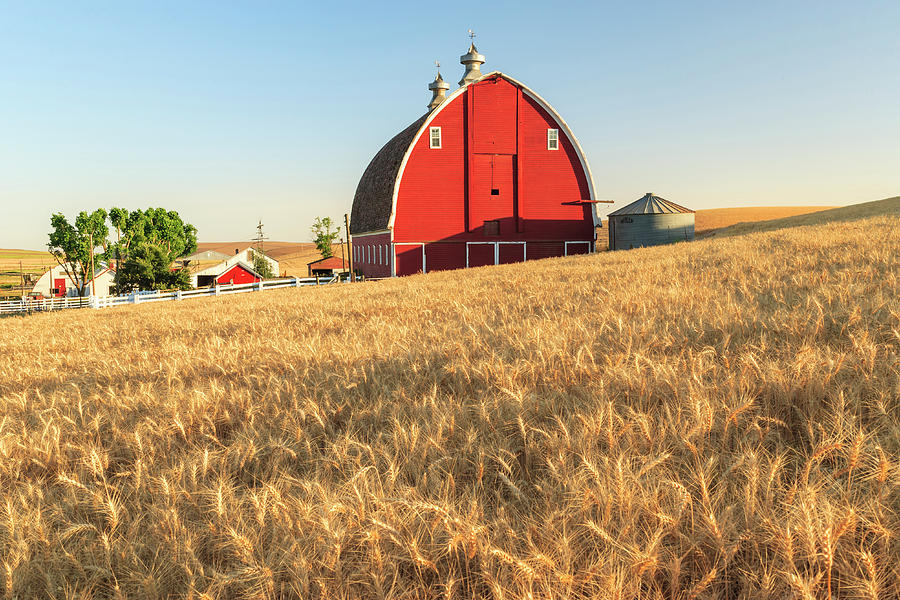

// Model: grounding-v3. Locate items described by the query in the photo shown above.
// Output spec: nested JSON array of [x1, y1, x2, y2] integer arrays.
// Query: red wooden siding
[[498, 243, 525, 264], [386, 74, 594, 276], [393, 98, 467, 242], [467, 244, 494, 268], [471, 79, 518, 154], [425, 243, 465, 272], [216, 264, 260, 285], [395, 244, 423, 276], [469, 153, 515, 233], [354, 232, 392, 278]]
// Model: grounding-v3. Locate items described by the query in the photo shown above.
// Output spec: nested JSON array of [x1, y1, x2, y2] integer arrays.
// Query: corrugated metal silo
[[607, 193, 695, 250]]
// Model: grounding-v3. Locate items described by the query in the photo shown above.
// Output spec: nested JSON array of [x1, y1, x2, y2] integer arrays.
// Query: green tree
[[47, 209, 109, 296], [112, 208, 198, 292], [249, 249, 275, 279], [311, 217, 340, 259]]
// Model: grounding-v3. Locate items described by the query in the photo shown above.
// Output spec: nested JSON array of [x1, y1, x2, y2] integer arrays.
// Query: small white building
[[190, 247, 279, 287], [32, 265, 116, 298]]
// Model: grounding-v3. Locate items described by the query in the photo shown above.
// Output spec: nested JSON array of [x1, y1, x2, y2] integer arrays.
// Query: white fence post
[[257, 280, 263, 292], [176, 290, 182, 301], [214, 285, 221, 296]]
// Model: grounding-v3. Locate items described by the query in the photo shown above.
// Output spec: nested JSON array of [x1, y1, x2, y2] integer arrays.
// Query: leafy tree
[[47, 209, 109, 296], [311, 217, 340, 259], [112, 208, 197, 292], [249, 249, 275, 279]]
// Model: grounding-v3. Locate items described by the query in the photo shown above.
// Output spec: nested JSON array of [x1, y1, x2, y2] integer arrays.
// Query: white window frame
[[378, 245, 383, 265], [564, 241, 592, 255], [429, 127, 441, 149], [547, 128, 559, 150]]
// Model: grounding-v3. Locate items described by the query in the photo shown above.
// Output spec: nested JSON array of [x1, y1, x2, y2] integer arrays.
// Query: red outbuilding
[[216, 263, 262, 285], [350, 42, 606, 277]]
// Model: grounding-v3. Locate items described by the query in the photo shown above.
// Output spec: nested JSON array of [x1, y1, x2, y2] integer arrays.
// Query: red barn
[[350, 42, 603, 277]]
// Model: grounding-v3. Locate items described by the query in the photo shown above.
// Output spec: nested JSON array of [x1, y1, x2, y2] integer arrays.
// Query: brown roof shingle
[[350, 114, 428, 235]]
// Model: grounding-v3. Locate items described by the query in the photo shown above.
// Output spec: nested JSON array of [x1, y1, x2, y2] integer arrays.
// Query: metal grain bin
[[607, 193, 695, 250]]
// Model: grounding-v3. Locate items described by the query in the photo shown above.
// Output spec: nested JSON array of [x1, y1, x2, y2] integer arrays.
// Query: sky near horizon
[[2, 1, 898, 249]]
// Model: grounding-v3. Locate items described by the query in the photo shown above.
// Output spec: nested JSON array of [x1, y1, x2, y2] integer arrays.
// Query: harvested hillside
[[693, 205, 834, 234], [1, 200, 899, 599], [0, 249, 54, 298]]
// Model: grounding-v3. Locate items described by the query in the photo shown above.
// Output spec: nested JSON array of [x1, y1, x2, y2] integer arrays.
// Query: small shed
[[307, 256, 348, 277], [608, 193, 694, 250]]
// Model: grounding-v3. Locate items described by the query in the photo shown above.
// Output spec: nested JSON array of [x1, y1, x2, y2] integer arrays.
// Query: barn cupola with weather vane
[[458, 30, 486, 86], [427, 62, 450, 110]]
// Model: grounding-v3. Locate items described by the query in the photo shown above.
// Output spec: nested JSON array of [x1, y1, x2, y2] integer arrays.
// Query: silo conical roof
[[608, 193, 693, 216]]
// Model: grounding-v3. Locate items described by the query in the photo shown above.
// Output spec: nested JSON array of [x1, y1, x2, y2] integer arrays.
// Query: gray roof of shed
[[350, 114, 429, 235], [608, 193, 694, 216]]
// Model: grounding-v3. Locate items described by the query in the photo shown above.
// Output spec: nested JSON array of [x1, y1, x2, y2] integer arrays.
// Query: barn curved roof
[[350, 72, 599, 235], [608, 193, 693, 216], [350, 114, 428, 234]]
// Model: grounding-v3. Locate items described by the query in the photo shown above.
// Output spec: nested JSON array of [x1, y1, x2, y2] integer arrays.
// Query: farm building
[[608, 193, 695, 250], [350, 42, 605, 277], [32, 265, 115, 297], [189, 247, 278, 287], [214, 263, 264, 285], [307, 256, 348, 277]]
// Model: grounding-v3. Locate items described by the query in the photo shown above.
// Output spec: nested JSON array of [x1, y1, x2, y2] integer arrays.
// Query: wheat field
[[1, 198, 899, 599]]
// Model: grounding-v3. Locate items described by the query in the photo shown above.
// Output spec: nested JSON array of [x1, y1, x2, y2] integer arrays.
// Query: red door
[[498, 243, 525, 265], [53, 278, 66, 297], [469, 154, 515, 233], [395, 244, 424, 276], [467, 243, 495, 268]]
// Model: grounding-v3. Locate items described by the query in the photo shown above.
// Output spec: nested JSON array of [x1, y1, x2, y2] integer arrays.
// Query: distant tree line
[[48, 208, 197, 295]]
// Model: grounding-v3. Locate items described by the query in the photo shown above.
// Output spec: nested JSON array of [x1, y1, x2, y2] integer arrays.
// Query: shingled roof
[[350, 114, 428, 235]]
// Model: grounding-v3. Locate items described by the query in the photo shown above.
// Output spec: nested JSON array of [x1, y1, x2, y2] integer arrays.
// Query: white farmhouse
[[32, 265, 116, 297]]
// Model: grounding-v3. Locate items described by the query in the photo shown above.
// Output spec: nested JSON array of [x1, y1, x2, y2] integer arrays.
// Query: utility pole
[[344, 213, 354, 282], [253, 220, 269, 255], [89, 232, 95, 297]]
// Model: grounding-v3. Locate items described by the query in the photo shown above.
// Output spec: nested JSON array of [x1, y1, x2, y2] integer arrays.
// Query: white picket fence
[[0, 276, 344, 316]]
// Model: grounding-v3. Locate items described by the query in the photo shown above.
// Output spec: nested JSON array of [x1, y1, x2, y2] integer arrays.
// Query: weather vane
[[435, 60, 441, 72], [468, 29, 476, 42]]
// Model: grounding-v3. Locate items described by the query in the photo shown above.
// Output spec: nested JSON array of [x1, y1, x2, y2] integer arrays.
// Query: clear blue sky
[[2, 1, 898, 249]]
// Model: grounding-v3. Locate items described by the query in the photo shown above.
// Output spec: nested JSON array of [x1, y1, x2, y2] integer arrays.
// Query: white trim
[[394, 242, 426, 274], [465, 241, 526, 268], [429, 126, 441, 149], [547, 128, 559, 150], [351, 229, 391, 238], [564, 241, 592, 256], [386, 71, 600, 230]]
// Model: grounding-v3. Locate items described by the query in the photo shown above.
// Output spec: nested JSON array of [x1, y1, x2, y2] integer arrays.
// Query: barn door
[[466, 243, 496, 268], [54, 278, 66, 297], [469, 154, 515, 233], [395, 244, 424, 276]]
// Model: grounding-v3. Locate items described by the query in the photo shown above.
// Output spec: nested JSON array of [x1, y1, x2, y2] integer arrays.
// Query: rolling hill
[[1, 199, 898, 597]]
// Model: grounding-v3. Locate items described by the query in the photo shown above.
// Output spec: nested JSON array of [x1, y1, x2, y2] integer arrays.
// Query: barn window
[[430, 127, 441, 149], [484, 220, 500, 236], [491, 189, 500, 196], [547, 129, 559, 150], [378, 245, 382, 265]]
